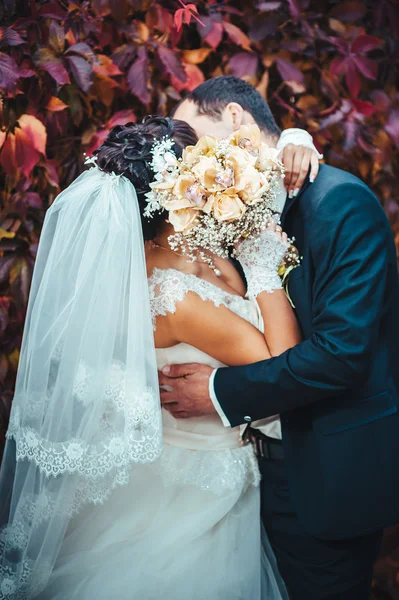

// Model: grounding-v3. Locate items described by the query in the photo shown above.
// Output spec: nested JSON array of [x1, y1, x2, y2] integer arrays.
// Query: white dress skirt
[[40, 269, 288, 600]]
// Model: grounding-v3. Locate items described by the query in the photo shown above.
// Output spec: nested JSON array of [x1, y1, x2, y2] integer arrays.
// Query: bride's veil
[[0, 165, 162, 598]]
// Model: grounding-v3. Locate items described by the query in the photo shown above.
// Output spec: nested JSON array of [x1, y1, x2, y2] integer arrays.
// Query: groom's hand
[[158, 363, 216, 419]]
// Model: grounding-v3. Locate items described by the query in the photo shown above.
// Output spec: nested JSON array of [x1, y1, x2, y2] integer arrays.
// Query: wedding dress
[[37, 267, 288, 600]]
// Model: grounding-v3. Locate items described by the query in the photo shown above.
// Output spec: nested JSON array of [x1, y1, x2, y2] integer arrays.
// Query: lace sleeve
[[147, 268, 248, 330], [276, 128, 323, 159]]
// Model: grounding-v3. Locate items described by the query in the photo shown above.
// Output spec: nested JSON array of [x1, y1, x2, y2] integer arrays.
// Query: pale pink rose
[[235, 166, 269, 204], [168, 208, 199, 233], [257, 145, 281, 172], [205, 192, 246, 222]]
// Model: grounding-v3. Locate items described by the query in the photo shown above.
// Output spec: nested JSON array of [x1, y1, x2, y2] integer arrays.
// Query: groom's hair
[[180, 76, 281, 137]]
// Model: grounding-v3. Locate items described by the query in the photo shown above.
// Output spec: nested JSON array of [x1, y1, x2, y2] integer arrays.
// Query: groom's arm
[[214, 181, 394, 427]]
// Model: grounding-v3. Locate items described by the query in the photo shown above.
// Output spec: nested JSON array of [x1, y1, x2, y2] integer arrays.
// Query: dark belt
[[244, 426, 284, 461]]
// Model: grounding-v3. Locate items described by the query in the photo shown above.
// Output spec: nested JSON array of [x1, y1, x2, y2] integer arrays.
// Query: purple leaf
[[0, 27, 25, 46], [66, 55, 93, 92], [0, 52, 20, 92], [275, 57, 305, 89], [34, 49, 71, 85], [111, 44, 137, 70], [385, 109, 399, 147], [257, 2, 281, 10], [158, 45, 186, 83], [0, 256, 15, 285], [249, 13, 278, 41], [228, 52, 258, 78], [65, 42, 100, 65], [127, 48, 150, 105], [25, 192, 42, 209], [286, 0, 301, 22]]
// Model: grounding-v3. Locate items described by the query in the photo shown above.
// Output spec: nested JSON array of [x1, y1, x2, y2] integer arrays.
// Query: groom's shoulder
[[303, 164, 380, 217], [311, 164, 370, 198]]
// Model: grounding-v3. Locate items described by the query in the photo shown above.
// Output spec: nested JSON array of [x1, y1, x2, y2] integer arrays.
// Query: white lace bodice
[[148, 267, 261, 452]]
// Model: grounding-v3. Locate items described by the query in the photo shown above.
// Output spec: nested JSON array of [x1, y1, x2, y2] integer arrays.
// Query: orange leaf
[[14, 128, 41, 178], [18, 115, 47, 155], [183, 48, 211, 64], [0, 130, 6, 150], [46, 97, 68, 112]]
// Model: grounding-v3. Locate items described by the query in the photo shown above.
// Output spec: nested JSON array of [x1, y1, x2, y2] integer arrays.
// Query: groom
[[161, 76, 399, 599]]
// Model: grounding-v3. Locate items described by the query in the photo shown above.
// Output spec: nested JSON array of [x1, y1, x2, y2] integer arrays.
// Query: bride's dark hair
[[95, 116, 198, 240]]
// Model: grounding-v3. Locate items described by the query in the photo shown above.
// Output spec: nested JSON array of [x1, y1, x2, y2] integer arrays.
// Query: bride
[[0, 116, 310, 599]]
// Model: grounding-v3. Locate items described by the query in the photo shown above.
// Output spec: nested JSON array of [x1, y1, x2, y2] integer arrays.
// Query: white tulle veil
[[0, 165, 162, 598]]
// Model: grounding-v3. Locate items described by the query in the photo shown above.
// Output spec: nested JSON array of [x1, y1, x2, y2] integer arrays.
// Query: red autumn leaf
[[352, 56, 378, 80], [172, 62, 204, 92], [93, 55, 123, 77], [351, 98, 376, 117], [0, 133, 16, 175], [329, 1, 367, 22], [229, 52, 258, 78], [0, 52, 20, 92], [275, 57, 305, 92], [127, 47, 150, 105], [158, 45, 186, 83], [66, 55, 93, 92], [46, 97, 68, 112], [14, 128, 41, 179], [18, 115, 47, 155], [38, 1, 66, 19], [0, 130, 6, 150], [108, 110, 136, 128], [345, 60, 361, 97], [34, 48, 71, 85], [0, 26, 25, 46], [174, 3, 202, 31], [351, 35, 383, 54], [330, 56, 346, 76], [223, 21, 252, 52]]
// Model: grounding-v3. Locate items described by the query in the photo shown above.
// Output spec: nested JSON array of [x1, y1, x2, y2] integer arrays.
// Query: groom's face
[[174, 99, 248, 139]]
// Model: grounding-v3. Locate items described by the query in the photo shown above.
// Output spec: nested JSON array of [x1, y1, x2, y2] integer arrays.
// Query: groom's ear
[[224, 102, 245, 130]]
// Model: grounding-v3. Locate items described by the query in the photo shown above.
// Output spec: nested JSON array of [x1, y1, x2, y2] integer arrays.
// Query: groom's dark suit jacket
[[215, 164, 399, 541]]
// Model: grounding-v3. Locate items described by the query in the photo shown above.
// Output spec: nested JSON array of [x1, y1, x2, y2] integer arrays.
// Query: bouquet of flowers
[[144, 124, 285, 268]]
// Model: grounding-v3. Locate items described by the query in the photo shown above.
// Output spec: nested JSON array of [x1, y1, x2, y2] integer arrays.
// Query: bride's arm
[[154, 229, 301, 367]]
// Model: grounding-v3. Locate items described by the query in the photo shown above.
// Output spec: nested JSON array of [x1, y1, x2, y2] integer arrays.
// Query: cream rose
[[231, 124, 262, 151], [257, 145, 281, 172], [235, 165, 269, 204], [168, 208, 199, 233], [182, 135, 219, 165], [204, 192, 246, 223]]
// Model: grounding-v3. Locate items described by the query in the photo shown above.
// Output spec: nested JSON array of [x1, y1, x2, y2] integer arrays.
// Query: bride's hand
[[235, 220, 290, 298]]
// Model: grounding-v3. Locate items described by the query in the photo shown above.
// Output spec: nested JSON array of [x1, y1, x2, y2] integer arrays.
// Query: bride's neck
[[152, 222, 175, 249]]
